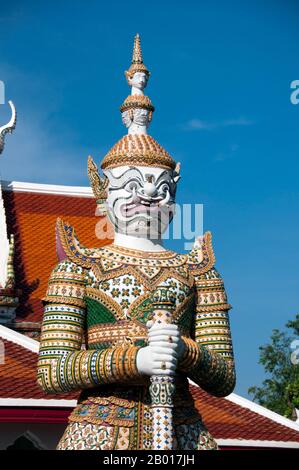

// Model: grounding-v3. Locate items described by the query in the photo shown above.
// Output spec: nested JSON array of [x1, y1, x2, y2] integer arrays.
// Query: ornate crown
[[120, 95, 154, 113], [88, 34, 178, 200], [101, 134, 176, 171], [125, 33, 150, 81]]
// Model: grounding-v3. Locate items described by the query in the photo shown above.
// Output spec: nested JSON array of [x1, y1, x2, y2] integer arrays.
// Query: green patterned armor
[[37, 220, 235, 450]]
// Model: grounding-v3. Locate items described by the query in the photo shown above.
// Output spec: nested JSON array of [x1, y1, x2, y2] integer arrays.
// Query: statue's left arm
[[178, 233, 236, 397]]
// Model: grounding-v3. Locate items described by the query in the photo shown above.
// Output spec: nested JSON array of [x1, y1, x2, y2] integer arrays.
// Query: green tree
[[248, 313, 299, 420]]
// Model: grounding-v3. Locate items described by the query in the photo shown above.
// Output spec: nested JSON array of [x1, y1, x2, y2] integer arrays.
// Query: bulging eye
[[160, 183, 169, 194], [125, 181, 140, 192]]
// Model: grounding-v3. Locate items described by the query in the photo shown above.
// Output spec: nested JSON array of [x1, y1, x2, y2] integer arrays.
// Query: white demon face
[[103, 165, 180, 238]]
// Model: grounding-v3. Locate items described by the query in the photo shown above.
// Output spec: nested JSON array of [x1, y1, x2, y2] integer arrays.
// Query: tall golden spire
[[100, 34, 176, 171], [132, 33, 143, 64], [125, 33, 150, 81]]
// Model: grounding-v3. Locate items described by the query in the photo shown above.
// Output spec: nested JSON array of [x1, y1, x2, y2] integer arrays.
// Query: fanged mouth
[[121, 196, 165, 217]]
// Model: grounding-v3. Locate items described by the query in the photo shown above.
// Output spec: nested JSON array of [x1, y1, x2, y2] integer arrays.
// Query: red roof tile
[[0, 338, 78, 400], [2, 190, 112, 323], [190, 385, 299, 443]]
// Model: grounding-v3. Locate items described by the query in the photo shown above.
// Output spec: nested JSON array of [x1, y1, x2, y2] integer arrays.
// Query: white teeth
[[159, 190, 170, 207], [132, 188, 139, 203]]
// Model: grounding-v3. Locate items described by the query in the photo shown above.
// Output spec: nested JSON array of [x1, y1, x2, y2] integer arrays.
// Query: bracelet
[[105, 349, 114, 381], [125, 346, 139, 378], [179, 337, 200, 370], [95, 350, 103, 384], [99, 348, 109, 382], [113, 345, 129, 381]]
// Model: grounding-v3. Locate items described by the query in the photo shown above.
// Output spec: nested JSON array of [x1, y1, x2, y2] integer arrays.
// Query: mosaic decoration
[[38, 34, 236, 450], [100, 133, 176, 171], [38, 227, 235, 449]]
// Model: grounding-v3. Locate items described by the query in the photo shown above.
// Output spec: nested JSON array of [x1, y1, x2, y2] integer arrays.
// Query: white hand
[[136, 322, 182, 376], [136, 344, 177, 376], [148, 322, 185, 360]]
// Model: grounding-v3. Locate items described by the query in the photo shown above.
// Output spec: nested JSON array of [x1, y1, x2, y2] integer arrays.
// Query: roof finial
[[0, 101, 17, 155], [5, 234, 15, 288]]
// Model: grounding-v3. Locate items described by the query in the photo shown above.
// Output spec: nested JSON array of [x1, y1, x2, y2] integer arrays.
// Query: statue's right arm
[[37, 259, 143, 394]]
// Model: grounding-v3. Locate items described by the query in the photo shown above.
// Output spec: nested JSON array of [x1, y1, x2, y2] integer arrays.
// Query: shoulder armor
[[42, 257, 87, 306], [187, 231, 216, 275], [56, 217, 104, 268]]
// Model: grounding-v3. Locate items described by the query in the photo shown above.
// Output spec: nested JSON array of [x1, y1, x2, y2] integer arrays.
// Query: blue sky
[[0, 0, 298, 398]]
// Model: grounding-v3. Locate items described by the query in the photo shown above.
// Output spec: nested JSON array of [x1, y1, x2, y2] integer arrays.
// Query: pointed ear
[[88, 155, 108, 200], [55, 218, 68, 262], [173, 162, 181, 183], [125, 72, 133, 86]]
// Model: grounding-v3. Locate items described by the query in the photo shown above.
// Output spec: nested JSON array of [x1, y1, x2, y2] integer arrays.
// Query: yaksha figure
[[38, 34, 236, 450]]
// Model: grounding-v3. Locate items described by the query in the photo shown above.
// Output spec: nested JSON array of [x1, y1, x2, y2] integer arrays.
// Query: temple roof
[[190, 384, 299, 446], [2, 181, 111, 327], [0, 325, 78, 402]]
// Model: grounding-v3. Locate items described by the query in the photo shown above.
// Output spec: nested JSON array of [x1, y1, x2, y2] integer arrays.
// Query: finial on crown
[[125, 34, 150, 88], [121, 34, 153, 135], [133, 33, 142, 63], [99, 34, 177, 171]]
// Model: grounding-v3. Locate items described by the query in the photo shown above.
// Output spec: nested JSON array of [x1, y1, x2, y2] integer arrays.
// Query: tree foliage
[[248, 314, 299, 419]]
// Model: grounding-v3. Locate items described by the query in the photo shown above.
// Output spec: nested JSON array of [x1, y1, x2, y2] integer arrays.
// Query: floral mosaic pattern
[[39, 225, 236, 450]]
